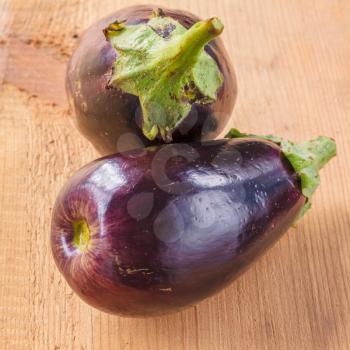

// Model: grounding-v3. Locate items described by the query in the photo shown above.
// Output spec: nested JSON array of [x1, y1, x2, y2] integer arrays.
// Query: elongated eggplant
[[66, 5, 237, 155], [51, 132, 335, 317]]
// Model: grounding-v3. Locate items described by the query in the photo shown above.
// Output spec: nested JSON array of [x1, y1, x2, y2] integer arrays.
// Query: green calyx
[[104, 12, 224, 141], [226, 128, 337, 218], [72, 219, 90, 252]]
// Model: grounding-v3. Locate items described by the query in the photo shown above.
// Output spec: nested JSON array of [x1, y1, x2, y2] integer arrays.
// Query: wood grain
[[0, 0, 349, 349]]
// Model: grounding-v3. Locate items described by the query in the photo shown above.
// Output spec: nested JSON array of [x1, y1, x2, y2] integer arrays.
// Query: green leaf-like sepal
[[105, 14, 224, 141]]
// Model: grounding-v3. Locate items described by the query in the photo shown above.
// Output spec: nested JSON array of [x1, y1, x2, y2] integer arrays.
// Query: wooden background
[[0, 0, 349, 349]]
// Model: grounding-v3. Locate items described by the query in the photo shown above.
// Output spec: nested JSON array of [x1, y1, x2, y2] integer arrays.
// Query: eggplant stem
[[106, 14, 224, 141]]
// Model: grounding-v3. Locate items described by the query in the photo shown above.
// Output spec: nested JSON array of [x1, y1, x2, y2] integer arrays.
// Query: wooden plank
[[0, 0, 349, 349]]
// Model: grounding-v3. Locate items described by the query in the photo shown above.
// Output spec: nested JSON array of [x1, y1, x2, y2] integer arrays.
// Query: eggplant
[[51, 131, 335, 317], [66, 5, 237, 155]]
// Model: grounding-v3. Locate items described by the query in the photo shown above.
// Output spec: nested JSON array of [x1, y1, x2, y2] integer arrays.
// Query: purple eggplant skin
[[66, 5, 237, 155], [51, 138, 305, 317]]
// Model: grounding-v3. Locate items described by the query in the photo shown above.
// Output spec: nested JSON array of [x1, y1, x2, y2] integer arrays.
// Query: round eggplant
[[66, 5, 237, 155], [51, 133, 335, 317]]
